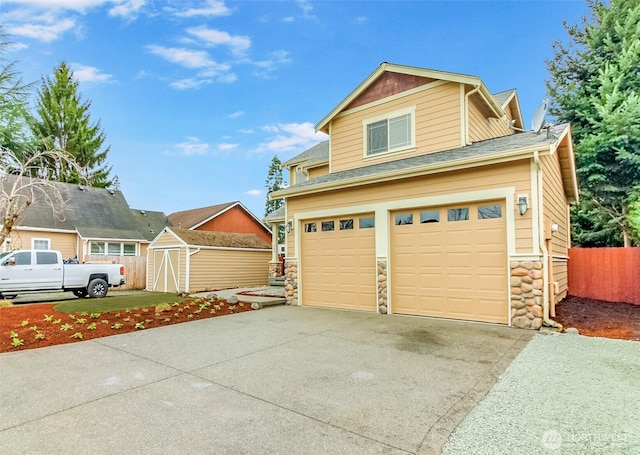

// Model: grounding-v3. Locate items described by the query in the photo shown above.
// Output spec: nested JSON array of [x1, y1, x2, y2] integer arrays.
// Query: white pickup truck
[[0, 250, 125, 299]]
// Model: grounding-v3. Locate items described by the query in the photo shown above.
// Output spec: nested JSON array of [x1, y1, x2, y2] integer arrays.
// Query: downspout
[[464, 86, 480, 145], [535, 151, 561, 328]]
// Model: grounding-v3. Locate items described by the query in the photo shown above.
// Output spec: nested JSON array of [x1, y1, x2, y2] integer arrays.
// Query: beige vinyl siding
[[330, 82, 462, 173], [308, 165, 329, 179], [146, 231, 186, 291], [540, 153, 570, 300], [467, 97, 512, 143], [188, 249, 270, 291], [286, 160, 533, 254], [7, 230, 78, 258]]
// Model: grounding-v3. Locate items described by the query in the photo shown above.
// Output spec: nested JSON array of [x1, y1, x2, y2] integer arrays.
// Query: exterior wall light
[[286, 221, 293, 233], [517, 195, 529, 216]]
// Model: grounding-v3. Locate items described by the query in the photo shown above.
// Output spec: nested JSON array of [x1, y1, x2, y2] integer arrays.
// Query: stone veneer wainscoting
[[284, 260, 298, 305], [377, 259, 388, 314], [510, 260, 544, 329]]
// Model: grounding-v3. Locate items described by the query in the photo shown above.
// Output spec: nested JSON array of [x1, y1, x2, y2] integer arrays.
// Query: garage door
[[391, 201, 508, 323], [301, 214, 376, 311]]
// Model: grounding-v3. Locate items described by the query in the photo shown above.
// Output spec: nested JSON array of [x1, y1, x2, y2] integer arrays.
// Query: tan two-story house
[[270, 63, 578, 329]]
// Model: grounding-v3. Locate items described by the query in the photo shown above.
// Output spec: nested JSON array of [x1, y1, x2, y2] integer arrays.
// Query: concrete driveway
[[0, 306, 533, 454]]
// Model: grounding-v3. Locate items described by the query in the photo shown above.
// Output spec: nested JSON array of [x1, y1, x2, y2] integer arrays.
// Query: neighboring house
[[1, 174, 170, 263], [146, 227, 271, 293], [270, 62, 578, 329], [168, 201, 272, 244]]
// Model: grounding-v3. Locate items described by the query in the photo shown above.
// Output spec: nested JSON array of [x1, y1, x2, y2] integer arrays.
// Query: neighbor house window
[[32, 238, 50, 250], [91, 242, 105, 254], [123, 244, 137, 255], [364, 107, 415, 156], [91, 241, 137, 256]]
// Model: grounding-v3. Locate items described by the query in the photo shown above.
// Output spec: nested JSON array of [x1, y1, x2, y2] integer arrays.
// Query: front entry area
[[390, 200, 508, 323], [300, 213, 376, 311]]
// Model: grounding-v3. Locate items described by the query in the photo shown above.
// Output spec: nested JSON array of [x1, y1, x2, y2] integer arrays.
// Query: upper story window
[[364, 107, 415, 157]]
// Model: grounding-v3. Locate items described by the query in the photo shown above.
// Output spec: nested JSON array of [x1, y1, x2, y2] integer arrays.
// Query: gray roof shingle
[[280, 125, 569, 194], [282, 141, 329, 167]]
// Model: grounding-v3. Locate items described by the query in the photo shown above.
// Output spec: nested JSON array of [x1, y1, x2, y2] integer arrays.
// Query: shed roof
[[167, 201, 270, 234], [164, 228, 271, 250]]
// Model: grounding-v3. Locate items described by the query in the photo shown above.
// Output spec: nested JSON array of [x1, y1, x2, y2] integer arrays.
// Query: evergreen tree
[[0, 27, 36, 159], [265, 155, 285, 243], [30, 61, 114, 188], [546, 0, 640, 246]]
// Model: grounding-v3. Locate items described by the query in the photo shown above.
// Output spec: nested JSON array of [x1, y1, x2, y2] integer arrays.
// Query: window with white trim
[[32, 238, 50, 250], [90, 241, 137, 256], [364, 107, 415, 156]]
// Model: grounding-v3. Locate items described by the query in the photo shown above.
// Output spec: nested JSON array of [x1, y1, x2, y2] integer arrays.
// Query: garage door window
[[359, 217, 375, 229], [420, 210, 440, 223], [322, 221, 335, 231], [395, 213, 413, 225], [339, 219, 354, 230], [304, 222, 317, 233], [447, 208, 469, 221], [478, 204, 502, 219]]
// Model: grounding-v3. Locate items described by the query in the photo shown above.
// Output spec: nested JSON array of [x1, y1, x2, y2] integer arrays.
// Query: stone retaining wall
[[284, 260, 298, 305], [377, 259, 388, 314], [510, 261, 544, 329], [269, 261, 282, 278]]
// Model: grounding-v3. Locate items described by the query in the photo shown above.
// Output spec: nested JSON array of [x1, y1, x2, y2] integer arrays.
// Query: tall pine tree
[[546, 0, 640, 246], [265, 155, 285, 243], [30, 61, 114, 188]]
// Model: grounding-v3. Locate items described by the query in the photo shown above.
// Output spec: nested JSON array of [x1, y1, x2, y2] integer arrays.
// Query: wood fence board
[[87, 255, 147, 290], [568, 248, 640, 304]]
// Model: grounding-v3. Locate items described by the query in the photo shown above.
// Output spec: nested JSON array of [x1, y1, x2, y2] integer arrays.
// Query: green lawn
[[54, 292, 189, 313]]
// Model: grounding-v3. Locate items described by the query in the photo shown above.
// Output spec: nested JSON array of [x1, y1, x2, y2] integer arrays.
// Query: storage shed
[[147, 227, 271, 293]]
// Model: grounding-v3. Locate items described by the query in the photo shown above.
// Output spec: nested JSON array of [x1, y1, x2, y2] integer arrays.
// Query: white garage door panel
[[391, 200, 508, 324], [301, 214, 376, 311]]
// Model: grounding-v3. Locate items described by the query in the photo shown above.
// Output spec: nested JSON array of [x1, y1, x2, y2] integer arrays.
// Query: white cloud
[[245, 189, 263, 197], [258, 122, 328, 154], [109, 0, 146, 19], [146, 45, 215, 69], [218, 143, 239, 151], [171, 0, 231, 18], [176, 137, 209, 155], [4, 0, 111, 13], [186, 27, 251, 57], [252, 50, 292, 78], [355, 16, 368, 24], [70, 63, 113, 83], [227, 111, 244, 119], [8, 19, 76, 42], [296, 0, 315, 19]]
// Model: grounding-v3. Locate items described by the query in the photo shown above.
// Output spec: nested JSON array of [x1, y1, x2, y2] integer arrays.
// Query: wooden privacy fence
[[568, 248, 640, 304], [86, 255, 147, 290]]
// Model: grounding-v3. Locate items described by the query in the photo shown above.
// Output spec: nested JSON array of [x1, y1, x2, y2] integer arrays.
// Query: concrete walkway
[[0, 305, 532, 454]]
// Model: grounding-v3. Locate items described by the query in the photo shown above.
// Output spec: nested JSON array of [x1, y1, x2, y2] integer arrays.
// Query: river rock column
[[377, 259, 388, 314], [510, 261, 544, 329], [284, 260, 298, 305]]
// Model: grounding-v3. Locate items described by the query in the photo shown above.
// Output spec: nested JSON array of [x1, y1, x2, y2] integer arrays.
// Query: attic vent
[[140, 210, 146, 215], [78, 185, 86, 191], [108, 189, 116, 195], [149, 229, 154, 233]]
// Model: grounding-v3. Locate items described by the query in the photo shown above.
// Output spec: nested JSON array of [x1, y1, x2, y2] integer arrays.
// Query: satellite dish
[[531, 99, 548, 133]]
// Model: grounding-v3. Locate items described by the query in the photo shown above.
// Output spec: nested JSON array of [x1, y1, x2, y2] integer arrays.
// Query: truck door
[[0, 251, 35, 291], [36, 251, 64, 289]]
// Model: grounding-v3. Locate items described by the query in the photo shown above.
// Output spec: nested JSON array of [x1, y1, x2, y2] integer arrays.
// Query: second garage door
[[391, 200, 508, 323], [301, 214, 376, 311]]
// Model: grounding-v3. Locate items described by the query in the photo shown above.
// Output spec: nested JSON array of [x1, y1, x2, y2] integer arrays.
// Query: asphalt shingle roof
[[1, 175, 170, 241], [493, 89, 517, 107], [168, 201, 236, 229], [168, 228, 271, 250], [283, 124, 570, 193], [282, 141, 329, 167]]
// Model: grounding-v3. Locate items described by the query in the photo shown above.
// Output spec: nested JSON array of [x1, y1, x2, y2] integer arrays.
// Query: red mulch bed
[[554, 295, 640, 341], [0, 297, 251, 353]]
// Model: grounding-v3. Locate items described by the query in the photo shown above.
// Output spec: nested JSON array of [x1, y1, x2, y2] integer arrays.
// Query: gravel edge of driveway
[[442, 332, 640, 455]]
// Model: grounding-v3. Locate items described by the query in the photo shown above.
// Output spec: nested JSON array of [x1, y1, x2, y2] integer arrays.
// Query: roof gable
[[316, 62, 503, 133], [168, 201, 236, 229]]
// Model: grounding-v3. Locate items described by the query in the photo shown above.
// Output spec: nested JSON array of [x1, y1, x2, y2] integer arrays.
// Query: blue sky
[[2, 0, 590, 219]]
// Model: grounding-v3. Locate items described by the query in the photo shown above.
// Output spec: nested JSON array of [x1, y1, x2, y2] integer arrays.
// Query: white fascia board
[[13, 226, 76, 234]]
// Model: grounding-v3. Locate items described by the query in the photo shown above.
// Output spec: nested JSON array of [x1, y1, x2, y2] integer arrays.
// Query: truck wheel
[[87, 278, 108, 298], [73, 289, 88, 298]]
